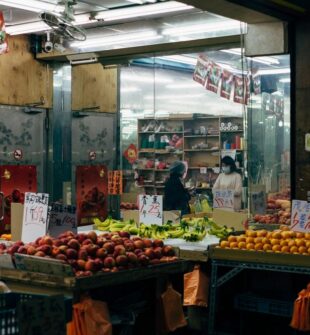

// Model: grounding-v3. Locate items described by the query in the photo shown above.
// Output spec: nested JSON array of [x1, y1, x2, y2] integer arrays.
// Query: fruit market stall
[[207, 228, 310, 335]]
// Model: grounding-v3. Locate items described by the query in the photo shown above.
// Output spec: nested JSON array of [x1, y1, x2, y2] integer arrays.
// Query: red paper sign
[[108, 170, 123, 195], [206, 62, 222, 93], [0, 165, 37, 233], [76, 165, 108, 226], [193, 55, 210, 87], [233, 75, 249, 105], [220, 70, 233, 100], [123, 144, 137, 164], [0, 12, 8, 55]]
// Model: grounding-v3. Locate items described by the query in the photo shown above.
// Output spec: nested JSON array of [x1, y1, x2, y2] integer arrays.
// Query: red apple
[[138, 254, 150, 266], [51, 247, 61, 257], [153, 239, 164, 248], [77, 233, 87, 244], [134, 249, 143, 256], [38, 245, 52, 255], [76, 259, 86, 270], [143, 239, 153, 248], [144, 248, 155, 260], [86, 244, 99, 257], [87, 231, 97, 244], [97, 237, 106, 248], [103, 256, 115, 268], [78, 249, 88, 261], [82, 239, 93, 246], [39, 236, 53, 246], [150, 259, 161, 265], [94, 258, 104, 271], [126, 252, 138, 264], [66, 248, 78, 259], [124, 241, 135, 251], [118, 231, 130, 238], [17, 246, 27, 254], [133, 240, 144, 250], [116, 255, 128, 266], [111, 238, 124, 246], [26, 246, 37, 255], [68, 239, 80, 250], [85, 260, 96, 272], [35, 251, 45, 257], [59, 245, 68, 254], [103, 242, 115, 254], [153, 247, 162, 259], [162, 245, 175, 256], [114, 245, 126, 256], [96, 248, 107, 259], [56, 254, 67, 261], [53, 239, 64, 247]]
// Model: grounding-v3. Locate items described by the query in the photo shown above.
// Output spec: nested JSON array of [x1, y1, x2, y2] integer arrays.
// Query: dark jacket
[[164, 174, 191, 215]]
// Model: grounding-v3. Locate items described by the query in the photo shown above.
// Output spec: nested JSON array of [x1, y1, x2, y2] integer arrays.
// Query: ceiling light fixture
[[279, 77, 290, 83], [71, 30, 161, 49], [0, 0, 64, 13], [6, 21, 51, 35], [94, 1, 193, 21], [162, 20, 242, 36], [258, 68, 290, 75], [221, 48, 280, 65]]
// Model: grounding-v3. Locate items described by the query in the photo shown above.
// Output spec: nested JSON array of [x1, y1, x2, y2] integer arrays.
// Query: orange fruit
[[280, 239, 289, 247], [246, 243, 255, 250], [237, 236, 246, 243], [229, 242, 238, 249], [305, 233, 310, 240], [295, 239, 306, 247], [246, 237, 255, 244], [257, 230, 267, 237], [238, 241, 246, 249], [220, 241, 230, 248], [308, 247, 310, 254], [288, 239, 296, 247], [262, 237, 270, 245], [266, 232, 272, 239], [228, 235, 237, 243], [280, 225, 289, 231], [255, 243, 263, 251], [281, 231, 291, 240], [263, 244, 272, 251], [290, 231, 297, 239], [270, 238, 280, 246], [272, 232, 282, 239], [306, 241, 310, 248], [298, 246, 307, 254], [290, 246, 298, 254], [254, 237, 263, 244], [246, 230, 257, 238], [296, 232, 305, 239], [281, 246, 290, 253], [272, 245, 281, 252]]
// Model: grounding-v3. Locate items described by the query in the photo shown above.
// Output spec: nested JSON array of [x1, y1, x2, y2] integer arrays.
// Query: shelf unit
[[137, 116, 244, 194]]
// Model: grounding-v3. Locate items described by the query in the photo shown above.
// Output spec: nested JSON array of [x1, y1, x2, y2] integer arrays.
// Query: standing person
[[213, 156, 242, 210], [164, 161, 191, 215]]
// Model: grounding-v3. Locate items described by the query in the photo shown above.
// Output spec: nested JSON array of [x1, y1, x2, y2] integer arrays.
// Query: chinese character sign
[[290, 200, 310, 232], [22, 192, 49, 243], [213, 189, 234, 209], [139, 195, 163, 225]]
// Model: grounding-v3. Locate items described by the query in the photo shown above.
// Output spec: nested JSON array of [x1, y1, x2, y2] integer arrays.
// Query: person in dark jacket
[[164, 161, 190, 215]]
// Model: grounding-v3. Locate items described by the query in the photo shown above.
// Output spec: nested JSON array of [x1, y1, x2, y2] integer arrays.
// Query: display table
[[208, 247, 310, 335]]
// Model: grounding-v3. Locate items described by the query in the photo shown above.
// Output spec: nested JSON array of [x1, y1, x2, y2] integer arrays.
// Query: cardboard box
[[11, 203, 24, 241], [213, 208, 248, 231], [121, 210, 180, 224]]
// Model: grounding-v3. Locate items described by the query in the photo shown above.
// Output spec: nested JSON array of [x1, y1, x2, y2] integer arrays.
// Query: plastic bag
[[183, 265, 209, 307], [161, 283, 187, 332], [290, 284, 310, 332], [67, 297, 112, 335]]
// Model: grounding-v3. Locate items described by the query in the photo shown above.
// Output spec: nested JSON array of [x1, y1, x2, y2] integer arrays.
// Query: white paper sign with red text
[[139, 195, 163, 225], [22, 192, 49, 243], [290, 200, 310, 232], [213, 189, 234, 209]]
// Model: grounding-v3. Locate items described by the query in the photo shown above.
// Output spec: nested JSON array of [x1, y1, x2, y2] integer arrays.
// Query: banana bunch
[[204, 220, 234, 239], [94, 217, 139, 233], [183, 227, 207, 242]]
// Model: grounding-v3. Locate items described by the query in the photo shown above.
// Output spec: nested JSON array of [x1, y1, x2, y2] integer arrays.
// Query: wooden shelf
[[220, 130, 244, 133], [139, 149, 155, 153], [155, 131, 183, 134], [155, 150, 183, 155], [184, 134, 219, 138], [184, 149, 219, 152]]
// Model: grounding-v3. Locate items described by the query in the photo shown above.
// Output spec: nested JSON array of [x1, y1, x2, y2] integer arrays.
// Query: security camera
[[44, 31, 53, 53], [44, 40, 54, 53]]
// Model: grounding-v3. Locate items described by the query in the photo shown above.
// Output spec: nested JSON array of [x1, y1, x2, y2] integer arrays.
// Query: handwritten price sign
[[139, 195, 163, 225], [213, 189, 234, 209], [22, 192, 49, 243], [290, 200, 310, 232]]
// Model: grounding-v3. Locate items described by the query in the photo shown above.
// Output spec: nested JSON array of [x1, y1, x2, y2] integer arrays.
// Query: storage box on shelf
[[136, 116, 245, 194]]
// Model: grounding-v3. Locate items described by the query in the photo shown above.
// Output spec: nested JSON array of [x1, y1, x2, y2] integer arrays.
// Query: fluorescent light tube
[[94, 1, 193, 21], [0, 0, 64, 13], [279, 77, 290, 83], [258, 68, 290, 75], [162, 20, 242, 36], [6, 21, 51, 35], [221, 48, 280, 65], [71, 31, 161, 48], [158, 55, 197, 66]]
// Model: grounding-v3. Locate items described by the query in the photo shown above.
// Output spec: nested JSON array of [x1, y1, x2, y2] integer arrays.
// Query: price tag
[[139, 195, 163, 225], [200, 167, 207, 174], [290, 200, 310, 232], [48, 204, 77, 238], [213, 189, 234, 209], [21, 192, 49, 243]]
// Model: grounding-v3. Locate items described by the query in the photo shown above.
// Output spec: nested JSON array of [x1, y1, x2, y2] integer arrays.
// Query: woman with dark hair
[[213, 156, 242, 210], [164, 161, 191, 215]]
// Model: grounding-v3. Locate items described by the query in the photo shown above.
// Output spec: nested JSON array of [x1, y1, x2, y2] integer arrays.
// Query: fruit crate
[[0, 293, 72, 335], [234, 293, 293, 317]]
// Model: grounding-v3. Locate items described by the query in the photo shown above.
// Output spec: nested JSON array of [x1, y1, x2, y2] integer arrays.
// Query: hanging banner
[[234, 75, 249, 105], [193, 55, 210, 87], [21, 193, 49, 243], [220, 69, 233, 100], [206, 62, 222, 93], [76, 165, 108, 226], [123, 144, 137, 164], [139, 194, 163, 225], [290, 200, 310, 232], [108, 170, 123, 195], [0, 12, 8, 55]]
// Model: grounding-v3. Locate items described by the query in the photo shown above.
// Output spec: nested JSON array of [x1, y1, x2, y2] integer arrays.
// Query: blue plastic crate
[[0, 293, 72, 335]]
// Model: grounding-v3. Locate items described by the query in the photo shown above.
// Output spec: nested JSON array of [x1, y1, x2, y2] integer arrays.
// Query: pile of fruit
[[94, 216, 233, 242], [219, 227, 310, 255], [0, 231, 177, 277], [253, 198, 291, 225]]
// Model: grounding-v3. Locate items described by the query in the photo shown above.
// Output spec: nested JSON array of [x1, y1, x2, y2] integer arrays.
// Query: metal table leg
[[208, 262, 218, 335]]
